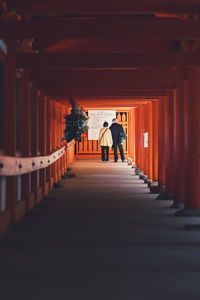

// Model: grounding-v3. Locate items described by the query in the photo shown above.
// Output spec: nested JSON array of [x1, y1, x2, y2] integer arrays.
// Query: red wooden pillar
[[176, 69, 200, 215], [147, 102, 153, 181], [31, 84, 42, 204], [61, 104, 67, 173], [39, 91, 48, 196], [152, 101, 159, 183], [156, 92, 175, 199], [57, 103, 62, 181], [139, 105, 145, 173], [143, 104, 149, 177], [164, 92, 174, 197], [151, 98, 166, 193], [158, 97, 166, 190], [4, 42, 19, 222], [135, 107, 140, 169], [66, 105, 71, 168], [52, 101, 58, 183], [128, 108, 135, 161], [21, 72, 35, 211], [46, 98, 53, 191], [172, 84, 186, 208]]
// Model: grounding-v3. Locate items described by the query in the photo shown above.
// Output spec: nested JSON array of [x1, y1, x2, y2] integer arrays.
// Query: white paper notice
[[143, 132, 148, 148], [88, 110, 116, 140]]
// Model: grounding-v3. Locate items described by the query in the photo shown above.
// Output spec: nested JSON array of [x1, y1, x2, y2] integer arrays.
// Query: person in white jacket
[[98, 121, 113, 162]]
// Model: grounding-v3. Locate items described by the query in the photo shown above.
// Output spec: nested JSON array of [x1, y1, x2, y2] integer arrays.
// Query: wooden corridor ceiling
[[2, 0, 200, 106]]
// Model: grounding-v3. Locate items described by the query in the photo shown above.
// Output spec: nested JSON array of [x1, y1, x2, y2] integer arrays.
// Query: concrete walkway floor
[[1, 160, 200, 300]]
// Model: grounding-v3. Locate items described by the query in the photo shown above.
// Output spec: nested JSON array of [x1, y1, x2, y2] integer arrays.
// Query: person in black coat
[[109, 118, 126, 162]]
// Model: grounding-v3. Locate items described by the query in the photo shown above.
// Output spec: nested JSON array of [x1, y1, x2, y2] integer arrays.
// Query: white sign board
[[88, 110, 116, 140], [143, 132, 148, 148]]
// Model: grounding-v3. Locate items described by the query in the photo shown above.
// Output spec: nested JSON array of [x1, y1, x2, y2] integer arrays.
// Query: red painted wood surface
[[14, 1, 197, 15], [2, 18, 200, 40], [128, 108, 135, 161], [158, 98, 166, 186], [152, 101, 159, 182], [147, 102, 153, 180], [184, 69, 200, 209], [164, 92, 174, 193], [173, 85, 186, 203], [143, 104, 149, 176]]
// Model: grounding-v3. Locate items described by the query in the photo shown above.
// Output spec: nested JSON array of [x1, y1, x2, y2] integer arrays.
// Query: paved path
[[1, 160, 200, 300]]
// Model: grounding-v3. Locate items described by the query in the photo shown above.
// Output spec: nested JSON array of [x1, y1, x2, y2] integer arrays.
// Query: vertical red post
[[173, 84, 186, 208], [46, 98, 53, 191], [128, 108, 135, 161], [151, 97, 166, 193], [39, 91, 48, 196], [30, 84, 41, 204], [158, 97, 166, 189], [52, 101, 58, 183], [156, 92, 175, 199], [147, 102, 153, 181], [164, 91, 174, 198], [176, 69, 200, 215], [139, 105, 145, 173], [21, 71, 35, 211], [152, 101, 159, 183], [135, 107, 140, 169], [57, 103, 62, 181], [4, 42, 18, 222], [143, 104, 149, 177]]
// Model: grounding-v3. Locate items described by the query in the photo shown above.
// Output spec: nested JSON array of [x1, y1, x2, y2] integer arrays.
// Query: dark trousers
[[113, 143, 125, 161], [101, 146, 109, 161]]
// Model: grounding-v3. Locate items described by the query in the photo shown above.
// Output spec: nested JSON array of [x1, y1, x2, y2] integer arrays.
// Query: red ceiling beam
[[1, 18, 200, 39], [47, 90, 168, 98], [10, 0, 200, 15], [58, 99, 156, 107], [51, 90, 167, 100], [16, 53, 200, 69], [30, 69, 185, 84], [42, 39, 173, 53], [40, 80, 177, 94], [44, 85, 173, 97]]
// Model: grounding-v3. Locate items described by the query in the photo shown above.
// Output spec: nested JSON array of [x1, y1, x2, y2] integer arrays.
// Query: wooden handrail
[[0, 146, 68, 176]]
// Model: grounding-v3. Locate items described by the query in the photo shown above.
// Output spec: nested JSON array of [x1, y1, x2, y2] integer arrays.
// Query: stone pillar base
[[175, 208, 200, 217], [135, 169, 143, 176], [170, 202, 184, 209], [144, 178, 152, 184], [150, 185, 165, 194], [148, 181, 158, 188], [54, 180, 63, 188], [139, 174, 148, 180], [156, 193, 174, 200]]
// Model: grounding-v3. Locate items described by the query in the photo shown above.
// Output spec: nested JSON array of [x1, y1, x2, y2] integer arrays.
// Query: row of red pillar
[[134, 72, 200, 213], [0, 43, 74, 234]]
